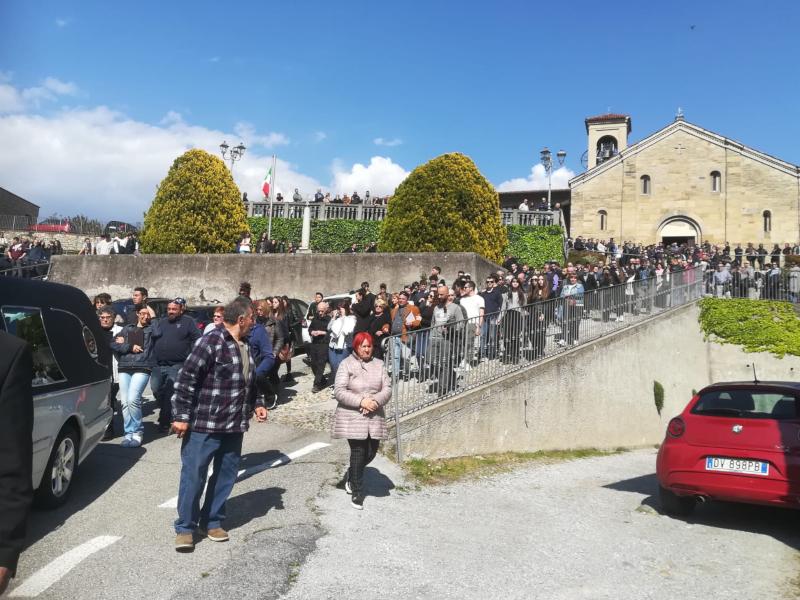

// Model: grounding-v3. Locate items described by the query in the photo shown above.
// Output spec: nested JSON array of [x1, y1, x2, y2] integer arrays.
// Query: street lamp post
[[540, 147, 567, 211], [219, 141, 246, 172]]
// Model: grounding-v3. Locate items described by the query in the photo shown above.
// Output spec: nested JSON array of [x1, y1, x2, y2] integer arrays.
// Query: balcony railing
[[246, 202, 561, 227]]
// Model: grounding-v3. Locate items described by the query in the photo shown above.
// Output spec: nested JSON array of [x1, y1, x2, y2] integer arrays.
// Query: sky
[[1, 0, 799, 224]]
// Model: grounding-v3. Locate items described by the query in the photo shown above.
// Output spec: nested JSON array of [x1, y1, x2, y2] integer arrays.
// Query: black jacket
[[111, 324, 156, 371], [0, 332, 34, 576]]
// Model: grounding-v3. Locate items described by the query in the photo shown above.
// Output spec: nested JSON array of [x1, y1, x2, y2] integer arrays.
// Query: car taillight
[[667, 417, 685, 438]]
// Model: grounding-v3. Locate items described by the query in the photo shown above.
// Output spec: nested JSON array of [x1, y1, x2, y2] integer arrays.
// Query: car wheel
[[34, 426, 79, 509], [658, 485, 696, 517]]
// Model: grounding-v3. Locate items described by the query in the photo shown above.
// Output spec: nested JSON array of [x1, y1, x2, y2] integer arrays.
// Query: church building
[[569, 113, 800, 245]]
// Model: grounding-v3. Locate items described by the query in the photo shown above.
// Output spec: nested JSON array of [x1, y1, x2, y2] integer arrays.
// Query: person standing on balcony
[[351, 191, 362, 204], [293, 188, 302, 203], [518, 199, 529, 211], [314, 189, 324, 203]]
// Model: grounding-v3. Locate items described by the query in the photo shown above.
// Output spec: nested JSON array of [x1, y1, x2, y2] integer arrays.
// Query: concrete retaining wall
[[394, 303, 800, 459], [48, 252, 501, 303]]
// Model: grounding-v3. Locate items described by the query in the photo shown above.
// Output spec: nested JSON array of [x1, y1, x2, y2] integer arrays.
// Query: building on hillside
[[569, 113, 800, 245], [0, 187, 40, 229]]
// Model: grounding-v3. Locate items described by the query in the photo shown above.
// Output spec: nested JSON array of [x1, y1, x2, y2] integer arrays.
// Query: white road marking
[[158, 442, 330, 508], [10, 536, 121, 598]]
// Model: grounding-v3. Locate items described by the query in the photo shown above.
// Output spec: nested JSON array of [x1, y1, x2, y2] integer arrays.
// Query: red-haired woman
[[332, 331, 391, 509]]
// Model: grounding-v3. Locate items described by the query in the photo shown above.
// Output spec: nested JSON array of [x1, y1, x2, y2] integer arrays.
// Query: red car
[[656, 381, 800, 516]]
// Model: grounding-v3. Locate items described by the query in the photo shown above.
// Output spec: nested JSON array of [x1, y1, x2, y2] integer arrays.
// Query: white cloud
[[330, 156, 408, 196], [0, 78, 410, 223], [55, 18, 70, 28], [373, 137, 402, 147], [313, 131, 327, 143], [496, 163, 574, 192], [233, 121, 289, 149], [0, 76, 79, 112], [209, 56, 221, 63]]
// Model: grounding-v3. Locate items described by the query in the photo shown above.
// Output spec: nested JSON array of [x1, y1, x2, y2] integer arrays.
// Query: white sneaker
[[130, 432, 143, 447], [557, 339, 567, 347]]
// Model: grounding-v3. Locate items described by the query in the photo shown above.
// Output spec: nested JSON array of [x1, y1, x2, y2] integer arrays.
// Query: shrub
[[141, 149, 247, 253], [698, 298, 800, 357], [567, 249, 606, 266], [247, 217, 381, 253], [653, 381, 665, 416], [507, 225, 564, 267], [379, 153, 507, 262]]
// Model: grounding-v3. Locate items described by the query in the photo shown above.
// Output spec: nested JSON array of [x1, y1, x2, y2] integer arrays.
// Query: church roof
[[585, 113, 632, 134], [570, 118, 799, 188]]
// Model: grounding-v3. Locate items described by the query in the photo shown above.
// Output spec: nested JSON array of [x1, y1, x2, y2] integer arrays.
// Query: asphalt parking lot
[[8, 372, 800, 599]]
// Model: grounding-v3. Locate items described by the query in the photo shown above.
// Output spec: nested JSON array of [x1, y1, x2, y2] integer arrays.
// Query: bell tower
[[584, 114, 631, 169]]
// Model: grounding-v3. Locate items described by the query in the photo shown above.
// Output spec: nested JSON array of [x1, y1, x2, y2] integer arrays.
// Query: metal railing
[[0, 259, 51, 279], [701, 267, 800, 303], [0, 214, 35, 230], [246, 202, 561, 227], [384, 266, 705, 422]]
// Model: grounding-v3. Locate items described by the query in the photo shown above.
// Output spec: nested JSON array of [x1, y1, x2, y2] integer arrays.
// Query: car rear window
[[692, 390, 798, 420]]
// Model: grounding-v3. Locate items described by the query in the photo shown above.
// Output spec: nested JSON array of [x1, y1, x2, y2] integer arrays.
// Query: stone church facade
[[569, 114, 800, 245]]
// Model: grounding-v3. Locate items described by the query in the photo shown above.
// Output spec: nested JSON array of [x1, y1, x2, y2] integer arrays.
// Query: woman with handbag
[[367, 299, 391, 360], [332, 331, 391, 509], [260, 298, 285, 410], [559, 274, 584, 346]]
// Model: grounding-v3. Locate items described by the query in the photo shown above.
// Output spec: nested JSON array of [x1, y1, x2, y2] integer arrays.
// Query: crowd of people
[[235, 233, 378, 254], [0, 233, 63, 277], [267, 188, 390, 206]]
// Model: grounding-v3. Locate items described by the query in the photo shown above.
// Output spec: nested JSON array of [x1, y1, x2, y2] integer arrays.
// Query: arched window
[[640, 175, 651, 195], [598, 210, 607, 231], [710, 171, 721, 192], [763, 210, 772, 233]]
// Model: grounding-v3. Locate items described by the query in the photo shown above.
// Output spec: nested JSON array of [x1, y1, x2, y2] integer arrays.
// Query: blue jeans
[[150, 364, 180, 426], [117, 371, 150, 436], [175, 431, 243, 534], [480, 315, 499, 360], [328, 347, 351, 381]]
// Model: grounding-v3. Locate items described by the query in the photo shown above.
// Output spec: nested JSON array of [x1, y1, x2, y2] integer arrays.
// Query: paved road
[[9, 378, 800, 599]]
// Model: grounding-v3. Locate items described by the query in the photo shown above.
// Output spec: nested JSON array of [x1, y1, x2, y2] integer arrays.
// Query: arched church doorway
[[659, 217, 700, 245]]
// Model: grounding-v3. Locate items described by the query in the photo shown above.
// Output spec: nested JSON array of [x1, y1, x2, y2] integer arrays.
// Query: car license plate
[[705, 457, 769, 476]]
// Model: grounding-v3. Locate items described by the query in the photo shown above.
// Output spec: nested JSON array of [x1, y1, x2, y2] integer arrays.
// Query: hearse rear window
[[692, 390, 797, 420], [2, 307, 66, 387]]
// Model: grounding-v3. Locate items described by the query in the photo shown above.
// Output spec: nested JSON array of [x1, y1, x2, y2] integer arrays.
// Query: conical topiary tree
[[140, 149, 248, 253], [379, 152, 507, 262]]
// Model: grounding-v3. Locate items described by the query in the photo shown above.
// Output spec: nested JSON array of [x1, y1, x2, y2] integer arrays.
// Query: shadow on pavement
[[225, 487, 286, 531], [364, 466, 394, 498], [26, 443, 145, 548], [604, 472, 800, 551]]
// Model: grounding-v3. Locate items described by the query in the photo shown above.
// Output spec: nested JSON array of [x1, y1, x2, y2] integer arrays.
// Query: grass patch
[[404, 448, 626, 485]]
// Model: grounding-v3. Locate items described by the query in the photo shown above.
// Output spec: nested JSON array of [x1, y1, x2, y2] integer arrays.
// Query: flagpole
[[267, 154, 276, 240]]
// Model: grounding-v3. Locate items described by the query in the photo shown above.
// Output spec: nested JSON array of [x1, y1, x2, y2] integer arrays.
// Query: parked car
[[110, 297, 171, 322], [656, 381, 800, 516], [301, 292, 356, 345], [0, 278, 112, 508], [286, 298, 309, 356]]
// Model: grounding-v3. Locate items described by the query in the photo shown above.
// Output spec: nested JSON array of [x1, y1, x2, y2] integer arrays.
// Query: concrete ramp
[[391, 303, 800, 459]]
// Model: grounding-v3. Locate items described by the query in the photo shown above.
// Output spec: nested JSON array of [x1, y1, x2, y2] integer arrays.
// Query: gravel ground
[[281, 448, 800, 600]]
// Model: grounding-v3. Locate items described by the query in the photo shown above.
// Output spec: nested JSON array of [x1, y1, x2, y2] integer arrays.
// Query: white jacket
[[328, 315, 356, 350]]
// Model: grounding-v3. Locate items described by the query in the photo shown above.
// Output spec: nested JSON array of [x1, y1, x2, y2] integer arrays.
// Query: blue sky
[[1, 0, 798, 223]]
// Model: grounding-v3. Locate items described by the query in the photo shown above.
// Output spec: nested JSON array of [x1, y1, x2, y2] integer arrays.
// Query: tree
[[379, 152, 507, 262], [140, 149, 248, 253]]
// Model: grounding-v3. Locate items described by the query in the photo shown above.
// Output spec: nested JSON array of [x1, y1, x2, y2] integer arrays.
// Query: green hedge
[[506, 225, 564, 267], [247, 217, 381, 253], [247, 217, 564, 265], [698, 298, 800, 357]]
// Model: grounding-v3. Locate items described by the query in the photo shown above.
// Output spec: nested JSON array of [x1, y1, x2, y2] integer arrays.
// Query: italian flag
[[262, 165, 272, 198]]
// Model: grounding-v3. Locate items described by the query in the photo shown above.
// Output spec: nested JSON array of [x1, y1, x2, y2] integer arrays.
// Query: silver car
[[0, 278, 112, 508]]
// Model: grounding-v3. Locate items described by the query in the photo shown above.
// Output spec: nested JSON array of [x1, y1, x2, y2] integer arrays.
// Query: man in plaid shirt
[[171, 296, 268, 552]]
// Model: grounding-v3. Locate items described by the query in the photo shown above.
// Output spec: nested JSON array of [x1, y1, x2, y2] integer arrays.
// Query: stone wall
[[48, 252, 501, 303], [391, 302, 800, 459], [3, 229, 88, 252]]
